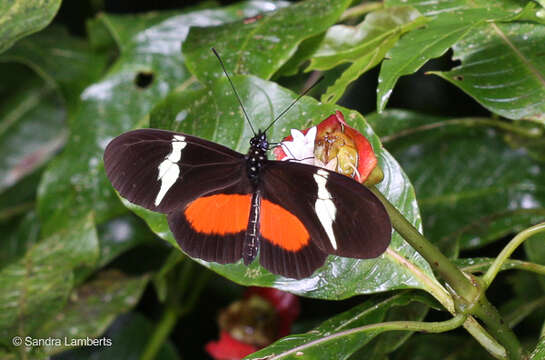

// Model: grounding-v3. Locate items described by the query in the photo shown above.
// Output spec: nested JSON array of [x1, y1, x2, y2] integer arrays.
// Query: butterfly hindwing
[[104, 129, 244, 213], [260, 161, 391, 264], [167, 190, 253, 265]]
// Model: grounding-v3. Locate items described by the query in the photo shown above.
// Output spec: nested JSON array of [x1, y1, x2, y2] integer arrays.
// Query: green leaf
[[376, 7, 532, 112], [182, 0, 351, 85], [432, 21, 545, 123], [56, 313, 179, 360], [0, 213, 98, 343], [308, 7, 426, 71], [36, 270, 149, 355], [384, 0, 535, 17], [0, 210, 40, 268], [311, 7, 427, 104], [37, 2, 282, 238], [0, 76, 65, 193], [391, 333, 493, 360], [0, 26, 109, 107], [143, 75, 443, 300], [245, 293, 431, 360], [96, 214, 156, 268], [351, 300, 430, 359], [0, 0, 61, 54], [499, 272, 545, 329], [525, 231, 545, 267], [367, 109, 545, 254]]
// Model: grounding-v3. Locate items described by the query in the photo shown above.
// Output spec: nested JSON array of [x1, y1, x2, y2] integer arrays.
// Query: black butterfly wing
[[103, 128, 245, 213], [259, 161, 391, 278]]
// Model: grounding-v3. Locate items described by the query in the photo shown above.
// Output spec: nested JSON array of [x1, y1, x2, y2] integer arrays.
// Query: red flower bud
[[205, 287, 300, 360]]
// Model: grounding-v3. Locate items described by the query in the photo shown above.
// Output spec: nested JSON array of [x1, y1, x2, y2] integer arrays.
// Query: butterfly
[[103, 50, 391, 279]]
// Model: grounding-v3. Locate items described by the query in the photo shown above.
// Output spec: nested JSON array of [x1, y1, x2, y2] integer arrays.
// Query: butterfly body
[[104, 127, 391, 279]]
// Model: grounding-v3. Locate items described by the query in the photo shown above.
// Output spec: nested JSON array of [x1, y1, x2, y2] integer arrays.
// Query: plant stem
[[482, 222, 545, 288], [370, 187, 480, 302], [141, 305, 179, 360], [370, 186, 523, 359], [268, 314, 467, 360], [340, 2, 383, 21], [460, 258, 545, 276], [473, 296, 524, 360]]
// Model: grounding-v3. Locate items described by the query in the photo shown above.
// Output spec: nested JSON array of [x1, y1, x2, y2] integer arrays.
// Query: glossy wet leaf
[[376, 7, 534, 113], [0, 210, 40, 267], [310, 7, 426, 104], [0, 78, 65, 193], [0, 26, 109, 107], [391, 334, 493, 360], [525, 231, 545, 267], [384, 0, 538, 17], [432, 21, 545, 123], [245, 293, 431, 360], [455, 257, 545, 275], [139, 75, 442, 300], [0, 214, 98, 343], [37, 2, 284, 238], [309, 7, 425, 71], [350, 300, 430, 359], [55, 313, 179, 360], [0, 0, 61, 54], [182, 0, 351, 85], [96, 214, 157, 268], [367, 109, 545, 254], [36, 270, 149, 355], [499, 272, 545, 329]]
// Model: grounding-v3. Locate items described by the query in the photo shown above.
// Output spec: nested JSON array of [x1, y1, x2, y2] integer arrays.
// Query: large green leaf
[[55, 313, 179, 360], [385, 0, 536, 17], [307, 6, 427, 104], [391, 333, 494, 360], [308, 7, 426, 71], [245, 293, 432, 360], [0, 76, 64, 194], [0, 214, 98, 344], [36, 270, 149, 355], [349, 300, 430, 359], [0, 210, 40, 268], [36, 2, 287, 238], [433, 21, 545, 123], [367, 109, 545, 254], [96, 214, 157, 268], [182, 0, 351, 85], [0, 26, 109, 107], [136, 75, 445, 301], [376, 6, 537, 113], [0, 0, 61, 54]]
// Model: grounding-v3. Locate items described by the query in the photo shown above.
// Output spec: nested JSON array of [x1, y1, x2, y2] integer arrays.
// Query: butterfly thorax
[[246, 130, 268, 186]]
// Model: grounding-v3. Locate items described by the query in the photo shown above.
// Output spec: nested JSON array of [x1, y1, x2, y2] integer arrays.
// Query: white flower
[[280, 126, 317, 165]]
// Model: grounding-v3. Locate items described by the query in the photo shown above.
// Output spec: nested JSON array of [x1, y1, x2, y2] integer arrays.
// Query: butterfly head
[[250, 130, 269, 152]]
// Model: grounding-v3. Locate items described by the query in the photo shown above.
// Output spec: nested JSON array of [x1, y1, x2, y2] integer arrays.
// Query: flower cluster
[[273, 110, 382, 185]]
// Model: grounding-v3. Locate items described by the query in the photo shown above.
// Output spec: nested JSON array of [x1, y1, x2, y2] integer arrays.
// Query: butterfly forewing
[[104, 129, 244, 213]]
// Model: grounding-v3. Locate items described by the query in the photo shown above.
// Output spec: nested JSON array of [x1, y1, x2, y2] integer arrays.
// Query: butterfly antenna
[[263, 75, 324, 134], [211, 48, 256, 136]]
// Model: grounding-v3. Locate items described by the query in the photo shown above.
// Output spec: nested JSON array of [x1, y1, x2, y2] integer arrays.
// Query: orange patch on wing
[[260, 199, 309, 252], [185, 194, 251, 235]]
